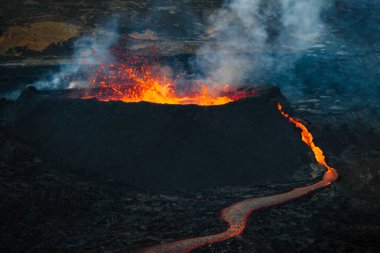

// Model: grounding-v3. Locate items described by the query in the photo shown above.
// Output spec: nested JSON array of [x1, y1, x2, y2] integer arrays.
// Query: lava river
[[135, 102, 339, 253]]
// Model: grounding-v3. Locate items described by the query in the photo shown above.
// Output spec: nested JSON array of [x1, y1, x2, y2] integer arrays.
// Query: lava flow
[[136, 103, 338, 253], [80, 62, 246, 106]]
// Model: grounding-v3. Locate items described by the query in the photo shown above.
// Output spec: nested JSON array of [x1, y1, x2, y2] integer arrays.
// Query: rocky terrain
[[1, 0, 380, 252], [1, 90, 380, 252], [0, 0, 220, 62]]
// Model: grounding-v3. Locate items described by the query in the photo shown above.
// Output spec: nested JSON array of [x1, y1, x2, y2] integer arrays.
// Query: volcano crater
[[3, 86, 312, 190]]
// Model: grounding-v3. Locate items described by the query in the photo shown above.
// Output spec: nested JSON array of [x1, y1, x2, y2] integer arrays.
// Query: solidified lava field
[[1, 1, 380, 253]]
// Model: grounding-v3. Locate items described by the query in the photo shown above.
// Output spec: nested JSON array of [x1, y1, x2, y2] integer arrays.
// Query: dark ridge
[[2, 86, 310, 190]]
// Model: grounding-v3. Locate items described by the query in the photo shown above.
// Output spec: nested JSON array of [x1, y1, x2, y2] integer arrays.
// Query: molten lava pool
[[78, 62, 248, 106]]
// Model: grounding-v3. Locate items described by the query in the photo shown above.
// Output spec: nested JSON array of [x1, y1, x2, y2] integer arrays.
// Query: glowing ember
[[81, 62, 245, 106], [136, 103, 338, 253]]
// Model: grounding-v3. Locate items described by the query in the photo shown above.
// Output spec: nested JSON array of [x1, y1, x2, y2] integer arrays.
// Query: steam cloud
[[31, 1, 326, 92], [34, 18, 120, 90], [193, 0, 325, 86], [8, 0, 375, 106]]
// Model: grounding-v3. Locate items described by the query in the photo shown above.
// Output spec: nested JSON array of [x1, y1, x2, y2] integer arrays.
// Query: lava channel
[[135, 102, 339, 253]]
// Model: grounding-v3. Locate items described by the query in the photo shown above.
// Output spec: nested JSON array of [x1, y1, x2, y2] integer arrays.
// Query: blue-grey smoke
[[33, 18, 120, 90]]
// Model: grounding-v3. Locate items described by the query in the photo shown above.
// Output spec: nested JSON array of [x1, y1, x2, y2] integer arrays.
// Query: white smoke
[[33, 18, 120, 90], [193, 0, 325, 86], [30, 2, 326, 93]]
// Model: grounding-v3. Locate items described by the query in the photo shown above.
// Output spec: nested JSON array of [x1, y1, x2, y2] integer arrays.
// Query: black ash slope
[[3, 86, 310, 190]]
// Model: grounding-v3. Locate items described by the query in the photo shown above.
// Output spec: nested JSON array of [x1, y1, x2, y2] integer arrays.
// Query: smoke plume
[[193, 0, 325, 86], [33, 18, 120, 90]]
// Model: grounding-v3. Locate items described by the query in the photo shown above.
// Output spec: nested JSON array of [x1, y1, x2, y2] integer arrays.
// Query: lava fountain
[[133, 103, 338, 253], [78, 60, 248, 106]]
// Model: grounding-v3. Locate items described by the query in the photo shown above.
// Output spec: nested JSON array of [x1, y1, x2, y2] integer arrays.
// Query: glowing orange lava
[[136, 102, 338, 253], [82, 63, 244, 106], [277, 103, 338, 183]]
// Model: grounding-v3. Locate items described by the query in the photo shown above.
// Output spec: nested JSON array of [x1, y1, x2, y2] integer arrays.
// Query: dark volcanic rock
[[1, 87, 379, 253], [3, 86, 310, 190]]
